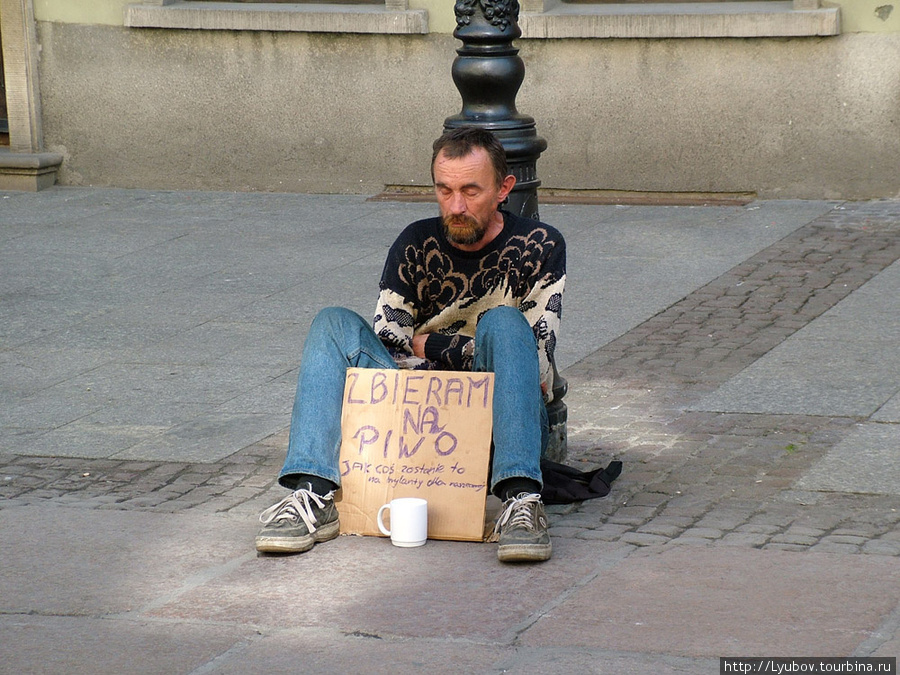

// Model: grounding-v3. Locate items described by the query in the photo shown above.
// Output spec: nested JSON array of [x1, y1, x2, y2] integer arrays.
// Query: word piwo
[[336, 368, 494, 541]]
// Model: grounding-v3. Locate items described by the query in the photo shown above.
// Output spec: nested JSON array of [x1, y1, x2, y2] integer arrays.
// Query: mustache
[[444, 214, 479, 228]]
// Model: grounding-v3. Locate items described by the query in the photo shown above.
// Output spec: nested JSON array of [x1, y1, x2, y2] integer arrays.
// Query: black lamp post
[[444, 0, 547, 221], [444, 1, 567, 461]]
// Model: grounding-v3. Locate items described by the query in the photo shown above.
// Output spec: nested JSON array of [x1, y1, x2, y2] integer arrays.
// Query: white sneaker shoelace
[[258, 487, 333, 534], [490, 492, 543, 542]]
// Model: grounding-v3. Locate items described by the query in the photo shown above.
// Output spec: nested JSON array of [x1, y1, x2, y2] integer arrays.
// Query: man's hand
[[412, 333, 429, 359]]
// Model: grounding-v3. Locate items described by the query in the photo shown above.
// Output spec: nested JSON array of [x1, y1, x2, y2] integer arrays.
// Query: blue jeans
[[279, 306, 547, 494]]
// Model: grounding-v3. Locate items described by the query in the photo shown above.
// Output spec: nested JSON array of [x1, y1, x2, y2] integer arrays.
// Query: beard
[[442, 213, 489, 245]]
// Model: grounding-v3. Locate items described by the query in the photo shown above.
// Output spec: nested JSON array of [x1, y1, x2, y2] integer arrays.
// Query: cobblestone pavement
[[3, 200, 900, 557]]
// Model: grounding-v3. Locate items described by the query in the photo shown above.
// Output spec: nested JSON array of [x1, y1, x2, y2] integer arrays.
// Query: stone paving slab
[[796, 423, 900, 496], [2, 504, 896, 672], [207, 631, 512, 675], [209, 637, 718, 675], [0, 615, 256, 675], [693, 259, 900, 419], [520, 546, 900, 658], [553, 199, 832, 368], [1, 617, 719, 675], [0, 188, 830, 463], [0, 504, 257, 616], [3, 192, 900, 673], [874, 393, 900, 422], [148, 536, 629, 643], [1, 189, 432, 461]]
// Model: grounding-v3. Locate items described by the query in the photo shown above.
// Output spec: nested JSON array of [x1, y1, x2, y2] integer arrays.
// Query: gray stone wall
[[36, 22, 900, 199], [520, 33, 900, 200]]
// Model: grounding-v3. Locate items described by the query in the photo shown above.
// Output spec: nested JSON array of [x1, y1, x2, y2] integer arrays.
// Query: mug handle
[[377, 503, 391, 536]]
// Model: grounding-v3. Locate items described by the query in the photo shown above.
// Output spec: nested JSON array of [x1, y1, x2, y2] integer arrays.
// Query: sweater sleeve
[[519, 229, 567, 401], [372, 224, 439, 370]]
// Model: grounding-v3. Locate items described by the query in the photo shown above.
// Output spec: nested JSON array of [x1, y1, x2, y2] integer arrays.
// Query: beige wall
[[37, 24, 459, 193], [521, 33, 900, 199], [35, 20, 900, 199], [32, 0, 460, 31], [838, 0, 900, 32], [31, 0, 900, 34]]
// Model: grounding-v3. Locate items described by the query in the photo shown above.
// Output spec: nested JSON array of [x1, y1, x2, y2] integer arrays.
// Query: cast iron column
[[444, 1, 567, 462], [444, 0, 547, 221]]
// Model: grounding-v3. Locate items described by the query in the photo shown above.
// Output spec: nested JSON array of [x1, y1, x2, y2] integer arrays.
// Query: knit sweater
[[373, 210, 566, 399]]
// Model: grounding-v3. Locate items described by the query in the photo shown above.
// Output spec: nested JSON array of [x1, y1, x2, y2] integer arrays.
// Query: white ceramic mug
[[377, 497, 428, 547]]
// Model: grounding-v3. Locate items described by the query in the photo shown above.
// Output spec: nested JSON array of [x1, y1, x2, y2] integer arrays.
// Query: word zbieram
[[345, 371, 491, 409]]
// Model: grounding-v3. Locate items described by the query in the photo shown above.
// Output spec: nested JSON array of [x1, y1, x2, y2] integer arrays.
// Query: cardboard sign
[[335, 368, 494, 542]]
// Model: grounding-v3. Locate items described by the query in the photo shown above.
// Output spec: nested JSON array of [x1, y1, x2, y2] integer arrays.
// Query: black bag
[[540, 458, 623, 505]]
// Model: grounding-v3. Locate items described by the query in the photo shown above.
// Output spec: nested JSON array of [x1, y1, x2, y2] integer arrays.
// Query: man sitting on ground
[[255, 126, 566, 563]]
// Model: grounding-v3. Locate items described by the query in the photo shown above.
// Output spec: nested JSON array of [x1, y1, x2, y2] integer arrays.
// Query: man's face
[[433, 147, 514, 248]]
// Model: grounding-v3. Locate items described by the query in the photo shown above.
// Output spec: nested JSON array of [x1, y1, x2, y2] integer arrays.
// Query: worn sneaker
[[255, 486, 340, 554], [492, 492, 552, 562]]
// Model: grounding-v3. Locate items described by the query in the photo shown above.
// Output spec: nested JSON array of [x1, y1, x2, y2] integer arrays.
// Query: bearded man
[[255, 126, 566, 563]]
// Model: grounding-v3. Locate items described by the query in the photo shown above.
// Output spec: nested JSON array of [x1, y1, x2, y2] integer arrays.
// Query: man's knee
[[474, 306, 538, 363], [477, 306, 529, 335], [310, 306, 367, 333]]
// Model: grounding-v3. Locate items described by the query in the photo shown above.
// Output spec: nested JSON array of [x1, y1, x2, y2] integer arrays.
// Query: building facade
[[2, 0, 898, 199]]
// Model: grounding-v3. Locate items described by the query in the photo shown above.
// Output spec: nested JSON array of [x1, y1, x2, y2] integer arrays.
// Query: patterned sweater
[[373, 210, 566, 400]]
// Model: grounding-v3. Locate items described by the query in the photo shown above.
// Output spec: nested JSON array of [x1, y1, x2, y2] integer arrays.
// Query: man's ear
[[498, 174, 517, 204]]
